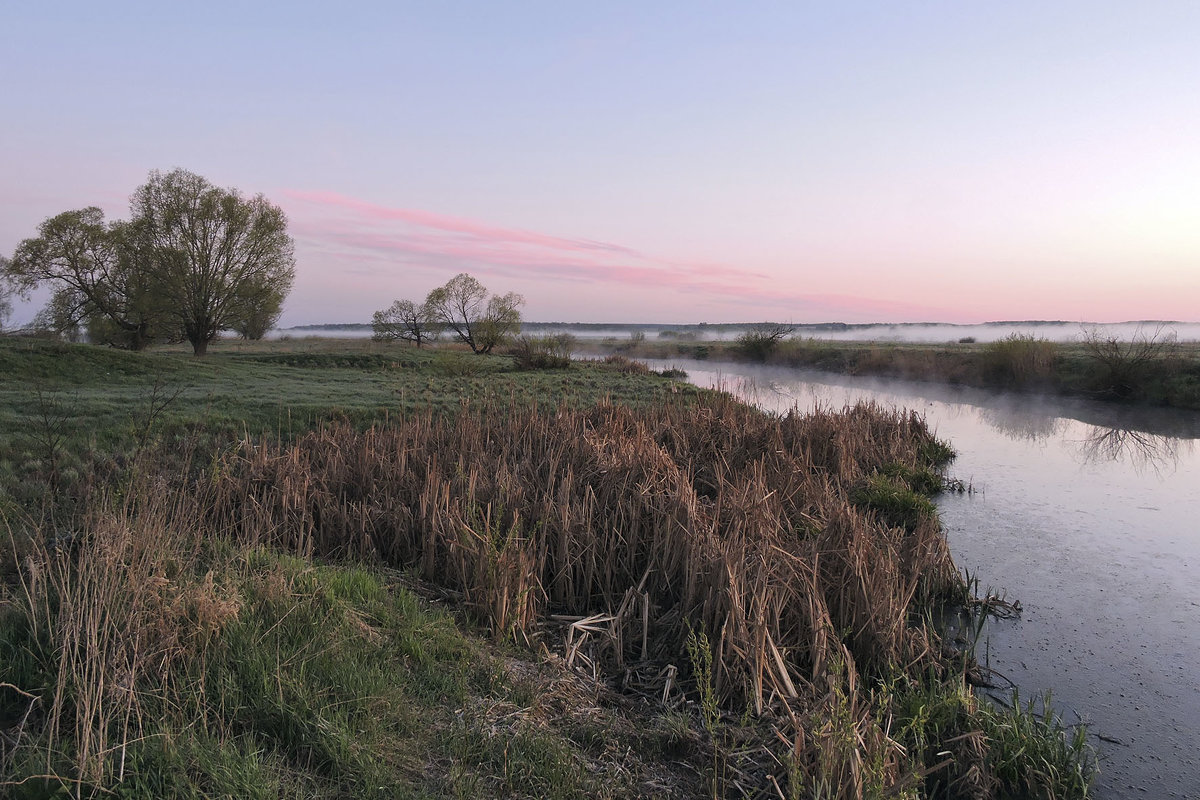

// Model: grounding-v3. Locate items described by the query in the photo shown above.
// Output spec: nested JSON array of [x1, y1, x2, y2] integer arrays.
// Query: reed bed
[[203, 392, 968, 795], [1, 484, 232, 796]]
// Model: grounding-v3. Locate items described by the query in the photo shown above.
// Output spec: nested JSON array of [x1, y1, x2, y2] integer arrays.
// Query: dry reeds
[[3, 484, 236, 797], [201, 392, 962, 795], [982, 334, 1058, 386]]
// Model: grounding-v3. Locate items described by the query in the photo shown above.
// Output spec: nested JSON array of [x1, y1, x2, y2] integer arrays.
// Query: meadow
[[0, 336, 1093, 798]]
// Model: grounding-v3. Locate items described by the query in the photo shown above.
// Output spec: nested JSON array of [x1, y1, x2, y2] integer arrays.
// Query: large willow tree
[[4, 170, 296, 354], [130, 169, 295, 355], [5, 208, 163, 349]]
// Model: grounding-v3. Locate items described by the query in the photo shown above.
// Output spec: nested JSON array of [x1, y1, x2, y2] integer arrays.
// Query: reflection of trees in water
[[1073, 425, 1193, 475], [977, 406, 1066, 442], [725, 373, 1196, 476], [730, 377, 799, 411], [974, 403, 1191, 473]]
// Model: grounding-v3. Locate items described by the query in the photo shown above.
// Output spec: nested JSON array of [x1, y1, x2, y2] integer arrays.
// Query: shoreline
[[577, 337, 1200, 411]]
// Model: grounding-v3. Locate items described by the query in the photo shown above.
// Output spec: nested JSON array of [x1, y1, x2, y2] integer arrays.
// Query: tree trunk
[[186, 318, 213, 356], [129, 321, 150, 351]]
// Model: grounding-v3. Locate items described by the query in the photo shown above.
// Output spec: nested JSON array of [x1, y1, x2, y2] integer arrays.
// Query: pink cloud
[[281, 189, 960, 322], [286, 190, 641, 257]]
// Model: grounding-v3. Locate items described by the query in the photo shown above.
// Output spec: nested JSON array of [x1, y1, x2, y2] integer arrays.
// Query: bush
[[510, 334, 575, 370], [735, 323, 794, 361], [601, 354, 649, 374], [981, 334, 1057, 386], [613, 330, 646, 353], [1080, 325, 1179, 399]]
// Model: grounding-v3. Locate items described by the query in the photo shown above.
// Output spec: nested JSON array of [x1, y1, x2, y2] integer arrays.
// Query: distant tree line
[[2, 169, 296, 356], [373, 273, 524, 353]]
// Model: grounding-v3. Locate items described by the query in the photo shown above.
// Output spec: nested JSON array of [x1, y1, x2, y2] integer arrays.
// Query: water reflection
[[673, 361, 1200, 474], [1072, 425, 1192, 475], [651, 358, 1200, 798], [976, 405, 1067, 443]]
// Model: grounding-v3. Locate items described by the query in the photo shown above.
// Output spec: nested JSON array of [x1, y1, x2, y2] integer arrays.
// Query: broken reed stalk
[[200, 392, 962, 793]]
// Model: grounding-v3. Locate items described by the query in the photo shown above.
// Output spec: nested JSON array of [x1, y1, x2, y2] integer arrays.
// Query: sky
[[2, 2, 1199, 326]]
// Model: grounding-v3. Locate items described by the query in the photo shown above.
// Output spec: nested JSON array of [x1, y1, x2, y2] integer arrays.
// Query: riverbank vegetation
[[1, 337, 1093, 797], [587, 328, 1200, 410]]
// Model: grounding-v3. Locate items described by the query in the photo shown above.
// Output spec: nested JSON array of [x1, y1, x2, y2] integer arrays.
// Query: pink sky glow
[[281, 190, 964, 324], [3, 4, 1199, 327]]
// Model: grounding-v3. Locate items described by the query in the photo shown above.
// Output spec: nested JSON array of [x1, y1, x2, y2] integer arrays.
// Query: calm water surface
[[650, 359, 1200, 800]]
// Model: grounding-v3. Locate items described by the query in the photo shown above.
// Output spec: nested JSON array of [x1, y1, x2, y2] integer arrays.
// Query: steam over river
[[647, 358, 1200, 799]]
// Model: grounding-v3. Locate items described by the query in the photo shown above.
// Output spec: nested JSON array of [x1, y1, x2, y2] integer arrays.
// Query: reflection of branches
[[1073, 425, 1190, 475], [730, 377, 797, 409], [978, 406, 1065, 443]]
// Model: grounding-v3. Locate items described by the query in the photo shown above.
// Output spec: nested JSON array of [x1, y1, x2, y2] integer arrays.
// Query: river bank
[[581, 335, 1200, 411], [0, 337, 1093, 798], [649, 357, 1200, 799]]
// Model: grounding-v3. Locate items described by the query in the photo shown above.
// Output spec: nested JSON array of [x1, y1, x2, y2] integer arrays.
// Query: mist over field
[[280, 320, 1200, 344]]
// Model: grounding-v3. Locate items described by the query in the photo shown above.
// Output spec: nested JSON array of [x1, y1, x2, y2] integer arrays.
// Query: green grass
[[0, 544, 704, 799], [850, 469, 940, 534], [0, 336, 700, 519], [891, 680, 1093, 800], [0, 335, 1096, 799]]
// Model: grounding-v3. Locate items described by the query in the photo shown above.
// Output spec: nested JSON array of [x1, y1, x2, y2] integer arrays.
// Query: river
[[646, 358, 1200, 799]]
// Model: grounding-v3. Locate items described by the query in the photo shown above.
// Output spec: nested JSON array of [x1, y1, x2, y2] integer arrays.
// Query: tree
[[372, 298, 440, 346], [29, 286, 86, 341], [425, 273, 524, 354], [1080, 324, 1179, 399], [0, 257, 12, 331], [476, 292, 525, 354], [4, 208, 163, 349], [130, 169, 295, 356], [229, 282, 287, 340]]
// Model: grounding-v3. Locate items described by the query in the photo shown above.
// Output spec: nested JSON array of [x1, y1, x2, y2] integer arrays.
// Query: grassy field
[[0, 336, 1093, 798], [585, 334, 1200, 410], [0, 337, 698, 519]]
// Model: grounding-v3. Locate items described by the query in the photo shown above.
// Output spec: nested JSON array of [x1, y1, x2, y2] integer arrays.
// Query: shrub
[[613, 330, 646, 353], [735, 323, 794, 361], [1080, 324, 1179, 399], [981, 334, 1057, 386], [511, 334, 575, 370], [601, 354, 650, 374]]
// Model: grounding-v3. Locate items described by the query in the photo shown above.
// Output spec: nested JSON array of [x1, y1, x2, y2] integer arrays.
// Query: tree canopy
[[372, 298, 440, 347], [423, 273, 524, 354], [130, 169, 295, 355], [2, 169, 296, 355], [5, 208, 163, 349]]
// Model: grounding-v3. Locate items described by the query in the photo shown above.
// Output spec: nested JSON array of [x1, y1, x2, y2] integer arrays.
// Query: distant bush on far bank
[[1080, 324, 1180, 399], [982, 334, 1058, 386], [735, 323, 795, 361]]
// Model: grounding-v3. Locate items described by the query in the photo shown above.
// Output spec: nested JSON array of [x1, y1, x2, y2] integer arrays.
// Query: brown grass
[[201, 392, 962, 796], [3, 482, 234, 795]]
